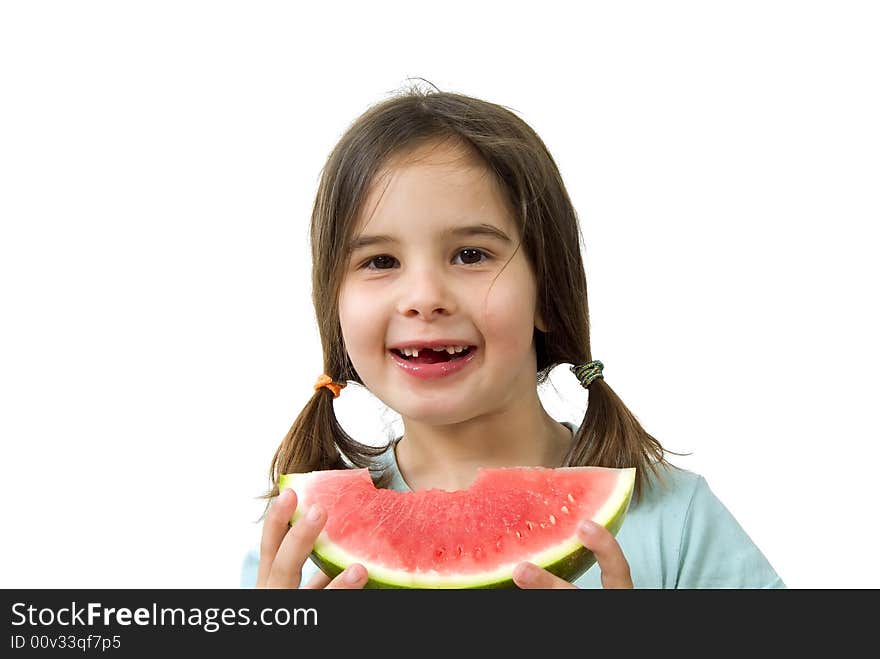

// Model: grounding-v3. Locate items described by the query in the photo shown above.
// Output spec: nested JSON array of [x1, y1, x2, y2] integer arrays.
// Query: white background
[[1, 1, 877, 589]]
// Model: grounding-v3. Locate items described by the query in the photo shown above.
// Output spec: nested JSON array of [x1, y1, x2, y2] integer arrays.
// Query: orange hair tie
[[314, 374, 346, 398]]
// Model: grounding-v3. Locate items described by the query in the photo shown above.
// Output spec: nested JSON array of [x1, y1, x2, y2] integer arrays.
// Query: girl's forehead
[[354, 141, 512, 232]]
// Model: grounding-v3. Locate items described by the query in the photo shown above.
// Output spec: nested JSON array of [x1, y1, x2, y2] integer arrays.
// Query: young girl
[[242, 85, 784, 589]]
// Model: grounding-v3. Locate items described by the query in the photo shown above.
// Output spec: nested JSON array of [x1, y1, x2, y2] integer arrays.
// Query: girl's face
[[337, 141, 547, 425]]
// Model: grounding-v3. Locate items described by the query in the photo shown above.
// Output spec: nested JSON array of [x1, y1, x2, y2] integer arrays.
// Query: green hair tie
[[570, 360, 604, 388]]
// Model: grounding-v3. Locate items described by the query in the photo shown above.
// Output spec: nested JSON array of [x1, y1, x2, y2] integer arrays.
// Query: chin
[[388, 397, 476, 427]]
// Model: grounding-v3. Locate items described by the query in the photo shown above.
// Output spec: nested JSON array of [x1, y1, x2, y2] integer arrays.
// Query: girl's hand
[[512, 520, 633, 589], [256, 488, 369, 589]]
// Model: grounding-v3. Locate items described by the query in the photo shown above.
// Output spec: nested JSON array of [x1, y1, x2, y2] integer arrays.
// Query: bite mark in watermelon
[[281, 465, 636, 589]]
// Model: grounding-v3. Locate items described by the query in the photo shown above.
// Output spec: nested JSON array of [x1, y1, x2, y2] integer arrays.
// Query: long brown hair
[[260, 80, 678, 515]]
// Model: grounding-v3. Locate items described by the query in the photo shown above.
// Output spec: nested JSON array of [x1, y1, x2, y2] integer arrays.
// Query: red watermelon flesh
[[281, 465, 636, 589]]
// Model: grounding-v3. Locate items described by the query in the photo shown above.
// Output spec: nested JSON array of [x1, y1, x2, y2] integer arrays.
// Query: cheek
[[338, 282, 380, 352], [480, 275, 539, 349]]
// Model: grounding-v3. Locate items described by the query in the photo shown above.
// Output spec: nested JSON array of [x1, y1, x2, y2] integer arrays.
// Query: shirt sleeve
[[675, 476, 785, 588], [240, 547, 259, 588]]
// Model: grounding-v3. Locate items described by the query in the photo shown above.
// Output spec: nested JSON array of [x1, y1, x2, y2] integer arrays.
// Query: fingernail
[[279, 489, 292, 503], [307, 504, 322, 522], [345, 565, 365, 584], [581, 520, 598, 534], [514, 563, 537, 582]]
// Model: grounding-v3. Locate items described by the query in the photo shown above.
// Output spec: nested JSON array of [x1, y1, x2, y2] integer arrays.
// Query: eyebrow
[[348, 223, 513, 252]]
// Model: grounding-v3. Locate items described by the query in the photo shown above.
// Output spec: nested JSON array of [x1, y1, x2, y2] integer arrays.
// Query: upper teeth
[[399, 345, 468, 357]]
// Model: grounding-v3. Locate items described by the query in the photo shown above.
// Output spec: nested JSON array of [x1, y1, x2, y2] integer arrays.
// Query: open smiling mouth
[[390, 347, 475, 364]]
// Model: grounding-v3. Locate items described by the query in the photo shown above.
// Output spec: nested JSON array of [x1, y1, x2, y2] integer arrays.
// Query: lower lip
[[389, 348, 478, 380]]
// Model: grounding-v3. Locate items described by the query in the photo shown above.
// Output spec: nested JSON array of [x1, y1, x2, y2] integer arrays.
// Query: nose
[[395, 265, 457, 319]]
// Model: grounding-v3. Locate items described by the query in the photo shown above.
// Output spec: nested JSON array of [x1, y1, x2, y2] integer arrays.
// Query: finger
[[322, 564, 369, 590], [266, 503, 327, 588], [578, 520, 634, 589], [303, 569, 332, 590], [512, 562, 577, 589], [256, 488, 298, 588]]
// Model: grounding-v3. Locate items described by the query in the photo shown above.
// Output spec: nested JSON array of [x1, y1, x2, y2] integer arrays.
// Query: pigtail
[[564, 376, 680, 502], [256, 384, 390, 522]]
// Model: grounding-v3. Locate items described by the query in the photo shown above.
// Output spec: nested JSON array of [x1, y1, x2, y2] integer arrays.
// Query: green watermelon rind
[[281, 466, 636, 589]]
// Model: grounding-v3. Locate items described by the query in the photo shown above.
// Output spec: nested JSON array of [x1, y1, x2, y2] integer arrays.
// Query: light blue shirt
[[241, 421, 784, 589]]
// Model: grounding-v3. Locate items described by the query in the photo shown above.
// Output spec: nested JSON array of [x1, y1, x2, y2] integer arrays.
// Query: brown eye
[[456, 248, 489, 265], [362, 255, 397, 270]]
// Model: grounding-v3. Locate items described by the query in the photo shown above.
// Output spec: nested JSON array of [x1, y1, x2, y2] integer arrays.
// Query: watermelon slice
[[281, 465, 636, 589]]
